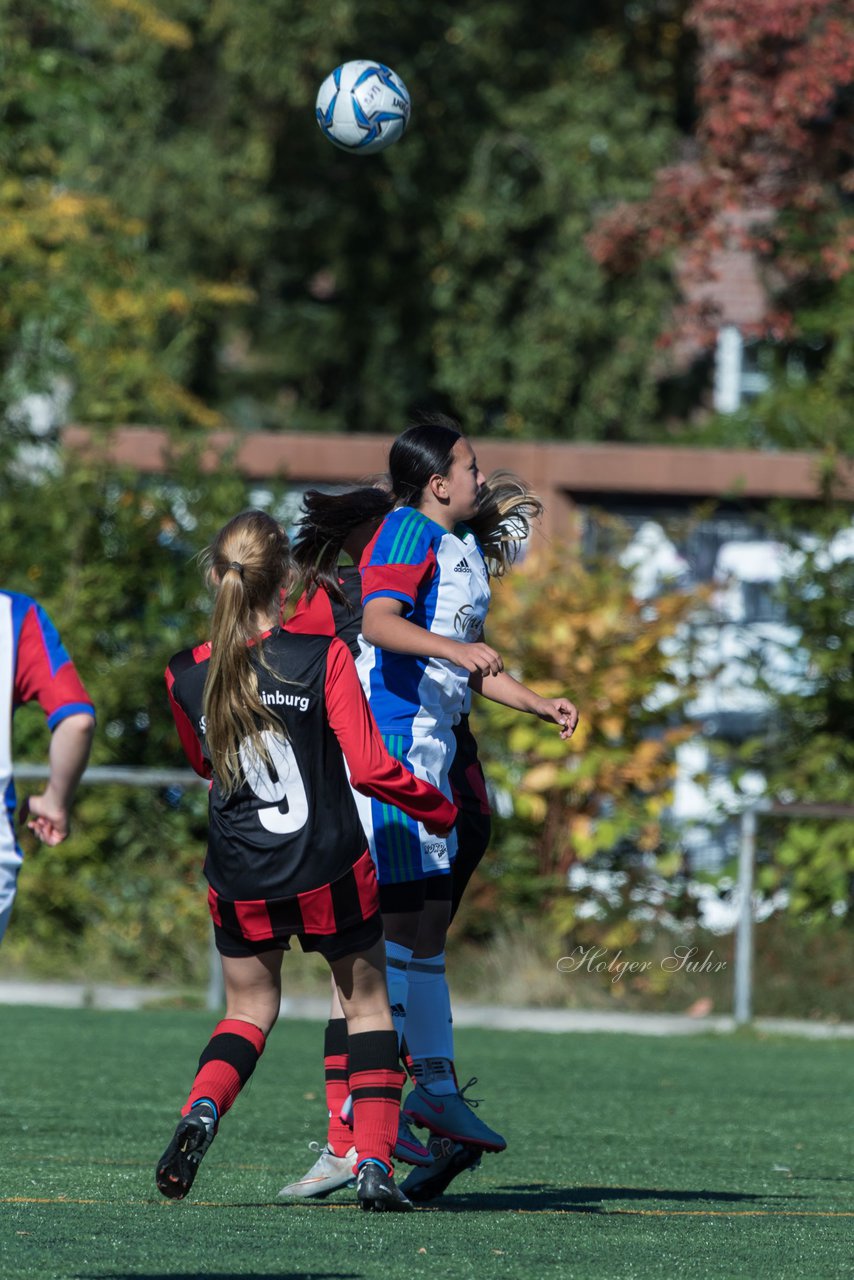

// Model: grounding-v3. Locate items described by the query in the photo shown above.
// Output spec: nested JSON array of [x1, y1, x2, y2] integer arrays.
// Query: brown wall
[[63, 426, 854, 546]]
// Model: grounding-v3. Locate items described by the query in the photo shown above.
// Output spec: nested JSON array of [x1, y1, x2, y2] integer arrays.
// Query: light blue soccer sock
[[384, 940, 414, 1049], [356, 1156, 393, 1175], [403, 952, 457, 1095], [190, 1097, 219, 1123]]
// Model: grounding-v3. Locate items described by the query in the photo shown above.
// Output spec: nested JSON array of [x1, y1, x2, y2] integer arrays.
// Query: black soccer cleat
[[156, 1102, 217, 1200], [400, 1137, 482, 1203], [356, 1161, 413, 1212]]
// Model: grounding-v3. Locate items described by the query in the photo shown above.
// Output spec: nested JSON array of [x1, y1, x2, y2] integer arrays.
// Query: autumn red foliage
[[588, 0, 854, 347]]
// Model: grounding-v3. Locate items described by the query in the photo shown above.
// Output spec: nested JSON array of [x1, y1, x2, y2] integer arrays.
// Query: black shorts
[[214, 910, 383, 962], [449, 716, 492, 919], [449, 715, 491, 819], [378, 873, 454, 914], [209, 849, 383, 962]]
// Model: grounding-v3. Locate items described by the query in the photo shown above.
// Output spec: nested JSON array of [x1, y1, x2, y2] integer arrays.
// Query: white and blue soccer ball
[[315, 60, 411, 155]]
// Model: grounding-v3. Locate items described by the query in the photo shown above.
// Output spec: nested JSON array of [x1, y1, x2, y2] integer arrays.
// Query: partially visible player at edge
[[1, 589, 95, 944], [156, 510, 457, 1212], [279, 419, 579, 1201]]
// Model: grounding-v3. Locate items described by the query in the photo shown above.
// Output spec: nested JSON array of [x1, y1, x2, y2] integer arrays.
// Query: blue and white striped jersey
[[356, 507, 491, 738]]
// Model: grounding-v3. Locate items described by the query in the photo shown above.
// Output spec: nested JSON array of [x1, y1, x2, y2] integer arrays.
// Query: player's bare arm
[[362, 597, 503, 676], [25, 711, 95, 845], [471, 668, 579, 740]]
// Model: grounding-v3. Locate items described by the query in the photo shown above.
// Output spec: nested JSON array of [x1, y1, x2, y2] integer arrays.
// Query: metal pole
[[733, 807, 756, 1027], [206, 930, 224, 1011], [13, 764, 207, 787]]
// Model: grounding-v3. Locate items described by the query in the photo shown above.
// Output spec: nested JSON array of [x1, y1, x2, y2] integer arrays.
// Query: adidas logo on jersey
[[453, 559, 471, 573]]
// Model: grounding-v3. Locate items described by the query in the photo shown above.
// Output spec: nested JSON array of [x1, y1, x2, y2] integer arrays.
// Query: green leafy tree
[[738, 509, 854, 924], [1, 1, 688, 439], [429, 34, 678, 440], [0, 0, 257, 429], [462, 537, 709, 950]]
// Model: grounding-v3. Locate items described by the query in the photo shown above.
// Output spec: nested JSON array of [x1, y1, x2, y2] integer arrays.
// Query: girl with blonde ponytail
[[157, 509, 457, 1211], [200, 510, 293, 795]]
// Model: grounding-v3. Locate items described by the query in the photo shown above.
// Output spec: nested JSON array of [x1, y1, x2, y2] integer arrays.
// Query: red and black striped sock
[[348, 1029, 404, 1173], [181, 1018, 266, 1122], [323, 1018, 353, 1157]]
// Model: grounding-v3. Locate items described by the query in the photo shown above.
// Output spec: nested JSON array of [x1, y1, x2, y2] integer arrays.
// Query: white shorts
[[0, 820, 23, 944]]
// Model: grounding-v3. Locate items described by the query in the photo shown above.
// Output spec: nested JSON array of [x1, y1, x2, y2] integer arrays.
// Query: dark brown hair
[[291, 487, 394, 604]]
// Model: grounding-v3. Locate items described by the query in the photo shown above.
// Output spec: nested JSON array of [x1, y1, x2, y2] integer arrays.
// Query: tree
[[1, 1, 689, 440], [0, 0, 256, 431], [429, 33, 679, 440], [460, 536, 709, 947], [738, 509, 854, 923], [588, 0, 854, 450], [584, 1, 854, 926]]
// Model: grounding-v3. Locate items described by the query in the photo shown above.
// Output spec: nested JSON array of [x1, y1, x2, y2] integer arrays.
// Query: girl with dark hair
[[157, 509, 457, 1211], [279, 424, 578, 1202], [357, 421, 576, 1178], [286, 486, 394, 657], [283, 488, 440, 1181]]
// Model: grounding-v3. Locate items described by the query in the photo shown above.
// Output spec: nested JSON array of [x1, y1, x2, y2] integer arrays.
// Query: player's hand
[[448, 641, 504, 678], [423, 802, 458, 838], [535, 697, 579, 741], [23, 794, 71, 846]]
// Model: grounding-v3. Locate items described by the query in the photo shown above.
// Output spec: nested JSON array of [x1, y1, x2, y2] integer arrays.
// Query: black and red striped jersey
[[285, 568, 492, 823], [165, 629, 456, 902], [286, 565, 363, 658]]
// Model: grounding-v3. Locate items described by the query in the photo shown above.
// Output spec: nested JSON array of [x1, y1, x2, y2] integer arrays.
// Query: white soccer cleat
[[277, 1142, 356, 1199]]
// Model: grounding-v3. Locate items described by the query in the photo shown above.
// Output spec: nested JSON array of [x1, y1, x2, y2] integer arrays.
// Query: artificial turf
[[1, 1005, 851, 1280]]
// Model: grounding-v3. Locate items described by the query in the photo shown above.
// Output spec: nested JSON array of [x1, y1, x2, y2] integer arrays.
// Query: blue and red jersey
[[0, 590, 95, 847], [356, 507, 491, 738]]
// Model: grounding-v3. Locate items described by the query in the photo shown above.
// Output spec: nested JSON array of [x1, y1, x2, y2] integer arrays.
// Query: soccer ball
[[315, 60, 411, 155]]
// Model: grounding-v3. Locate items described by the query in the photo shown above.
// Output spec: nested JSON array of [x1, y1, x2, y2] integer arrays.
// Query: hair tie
[[229, 560, 244, 577]]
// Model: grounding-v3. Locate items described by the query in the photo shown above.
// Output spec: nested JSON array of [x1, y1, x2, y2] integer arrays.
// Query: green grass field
[[1, 1006, 851, 1280]]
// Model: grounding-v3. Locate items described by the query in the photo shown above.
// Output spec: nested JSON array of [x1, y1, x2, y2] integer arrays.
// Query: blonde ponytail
[[200, 511, 291, 795]]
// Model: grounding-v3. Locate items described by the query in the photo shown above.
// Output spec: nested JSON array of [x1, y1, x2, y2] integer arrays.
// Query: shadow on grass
[[269, 1183, 812, 1216], [428, 1183, 812, 1213]]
